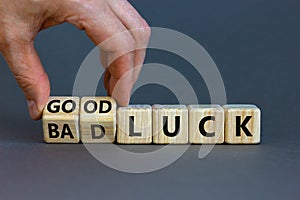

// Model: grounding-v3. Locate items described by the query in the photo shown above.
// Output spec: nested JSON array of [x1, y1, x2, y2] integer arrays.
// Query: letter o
[[84, 100, 98, 113], [62, 100, 76, 113]]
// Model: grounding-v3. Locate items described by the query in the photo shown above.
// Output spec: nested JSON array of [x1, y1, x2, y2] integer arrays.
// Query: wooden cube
[[117, 105, 152, 144], [42, 97, 80, 143], [80, 97, 116, 143], [224, 104, 261, 144], [188, 105, 224, 144], [153, 105, 188, 144]]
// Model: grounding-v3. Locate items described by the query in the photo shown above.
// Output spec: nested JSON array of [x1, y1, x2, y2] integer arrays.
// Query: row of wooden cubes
[[43, 97, 261, 144]]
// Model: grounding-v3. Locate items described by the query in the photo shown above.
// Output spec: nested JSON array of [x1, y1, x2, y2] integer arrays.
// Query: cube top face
[[80, 97, 116, 117], [43, 97, 80, 120], [188, 104, 223, 111], [118, 105, 151, 111], [43, 97, 80, 143], [223, 104, 259, 110], [153, 104, 187, 110], [223, 104, 260, 144]]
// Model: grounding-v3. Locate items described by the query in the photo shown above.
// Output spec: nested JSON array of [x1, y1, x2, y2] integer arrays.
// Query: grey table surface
[[0, 0, 299, 199]]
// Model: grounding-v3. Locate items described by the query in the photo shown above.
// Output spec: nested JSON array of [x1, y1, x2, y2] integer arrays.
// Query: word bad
[[42, 97, 261, 144]]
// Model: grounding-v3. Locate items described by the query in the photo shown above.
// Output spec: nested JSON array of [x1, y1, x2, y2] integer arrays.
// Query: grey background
[[0, 0, 299, 199]]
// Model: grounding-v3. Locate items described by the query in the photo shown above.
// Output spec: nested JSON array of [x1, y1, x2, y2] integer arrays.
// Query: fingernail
[[27, 100, 42, 120]]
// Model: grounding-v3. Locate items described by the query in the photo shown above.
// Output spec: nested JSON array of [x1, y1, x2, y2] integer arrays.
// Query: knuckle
[[132, 21, 151, 46], [14, 73, 36, 91], [14, 70, 47, 93], [64, 0, 99, 24], [102, 32, 135, 53], [73, 0, 96, 10], [71, 0, 103, 17], [141, 20, 151, 39]]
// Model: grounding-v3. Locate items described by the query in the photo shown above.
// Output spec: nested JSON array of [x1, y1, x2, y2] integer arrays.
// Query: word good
[[42, 97, 261, 144]]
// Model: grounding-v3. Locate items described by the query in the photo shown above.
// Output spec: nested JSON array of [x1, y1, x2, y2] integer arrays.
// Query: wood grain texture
[[117, 105, 152, 144], [153, 105, 188, 144], [80, 97, 116, 143], [188, 105, 224, 144], [42, 97, 80, 143], [223, 105, 261, 144]]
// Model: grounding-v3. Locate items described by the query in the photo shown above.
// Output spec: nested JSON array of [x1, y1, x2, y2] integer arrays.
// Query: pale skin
[[0, 0, 151, 120]]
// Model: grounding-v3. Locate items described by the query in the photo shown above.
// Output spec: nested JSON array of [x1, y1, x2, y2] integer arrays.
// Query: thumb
[[2, 41, 50, 120]]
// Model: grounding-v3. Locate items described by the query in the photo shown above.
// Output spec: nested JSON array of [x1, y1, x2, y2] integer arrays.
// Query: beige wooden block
[[80, 97, 116, 143], [224, 104, 261, 144], [153, 105, 188, 144], [188, 105, 224, 144], [117, 105, 152, 144], [42, 97, 80, 143]]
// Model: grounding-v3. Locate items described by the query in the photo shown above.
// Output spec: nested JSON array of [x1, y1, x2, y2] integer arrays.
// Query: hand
[[0, 0, 151, 120]]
